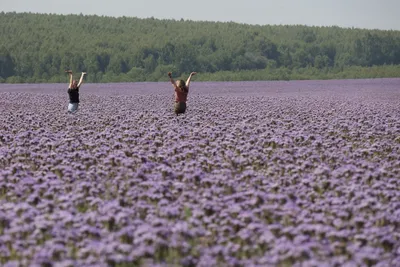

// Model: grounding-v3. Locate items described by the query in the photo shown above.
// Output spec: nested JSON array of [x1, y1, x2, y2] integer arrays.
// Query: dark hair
[[71, 80, 78, 89]]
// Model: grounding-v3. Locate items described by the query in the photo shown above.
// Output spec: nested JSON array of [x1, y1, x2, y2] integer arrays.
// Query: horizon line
[[1, 11, 399, 32]]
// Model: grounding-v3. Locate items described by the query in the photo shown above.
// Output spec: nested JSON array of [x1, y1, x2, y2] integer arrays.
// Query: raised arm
[[168, 72, 178, 89], [77, 72, 87, 87], [185, 72, 197, 88], [65, 70, 73, 88]]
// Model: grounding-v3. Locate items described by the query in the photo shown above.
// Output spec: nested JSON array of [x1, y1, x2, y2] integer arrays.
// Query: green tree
[[0, 47, 15, 78], [1, 12, 400, 83]]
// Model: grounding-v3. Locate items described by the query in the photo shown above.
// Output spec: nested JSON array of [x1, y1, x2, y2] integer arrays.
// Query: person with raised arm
[[65, 70, 86, 113], [168, 71, 196, 115]]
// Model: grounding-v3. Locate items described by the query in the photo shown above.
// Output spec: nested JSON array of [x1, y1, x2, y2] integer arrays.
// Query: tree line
[[0, 12, 400, 83]]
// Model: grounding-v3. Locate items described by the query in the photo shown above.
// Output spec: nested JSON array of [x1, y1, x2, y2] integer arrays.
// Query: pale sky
[[1, 0, 399, 31]]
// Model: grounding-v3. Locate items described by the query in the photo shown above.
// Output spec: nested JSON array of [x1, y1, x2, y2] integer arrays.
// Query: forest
[[0, 12, 400, 83]]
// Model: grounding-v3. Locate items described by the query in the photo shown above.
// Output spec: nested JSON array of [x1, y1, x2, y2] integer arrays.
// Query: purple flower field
[[0, 79, 399, 267]]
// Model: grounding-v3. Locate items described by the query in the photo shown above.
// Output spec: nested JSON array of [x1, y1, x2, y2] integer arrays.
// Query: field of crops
[[0, 79, 399, 267]]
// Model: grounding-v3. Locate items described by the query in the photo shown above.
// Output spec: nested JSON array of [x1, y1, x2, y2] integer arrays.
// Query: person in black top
[[65, 70, 86, 113]]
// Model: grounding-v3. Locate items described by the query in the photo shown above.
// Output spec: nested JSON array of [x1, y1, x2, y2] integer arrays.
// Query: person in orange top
[[168, 71, 197, 115]]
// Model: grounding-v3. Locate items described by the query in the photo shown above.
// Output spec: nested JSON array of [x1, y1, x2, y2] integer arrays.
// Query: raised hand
[[65, 70, 73, 74], [190, 72, 197, 76], [168, 72, 172, 78], [82, 72, 87, 75]]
